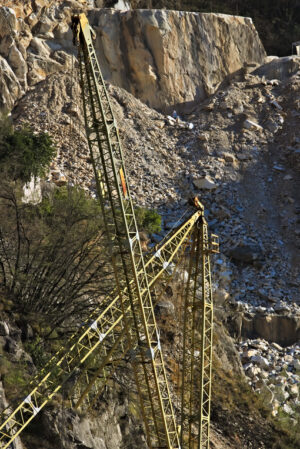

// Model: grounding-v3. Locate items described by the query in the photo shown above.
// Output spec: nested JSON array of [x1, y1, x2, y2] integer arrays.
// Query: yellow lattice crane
[[0, 13, 219, 449]]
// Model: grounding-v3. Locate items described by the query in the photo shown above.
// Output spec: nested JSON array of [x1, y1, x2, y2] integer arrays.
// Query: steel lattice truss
[[0, 14, 219, 449]]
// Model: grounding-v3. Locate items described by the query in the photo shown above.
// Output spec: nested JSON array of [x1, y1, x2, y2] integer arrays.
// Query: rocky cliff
[[0, 2, 266, 113], [89, 9, 266, 110]]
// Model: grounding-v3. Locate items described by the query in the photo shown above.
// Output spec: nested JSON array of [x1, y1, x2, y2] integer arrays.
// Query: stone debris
[[243, 119, 263, 131], [166, 115, 195, 130], [270, 99, 283, 111], [238, 338, 300, 416]]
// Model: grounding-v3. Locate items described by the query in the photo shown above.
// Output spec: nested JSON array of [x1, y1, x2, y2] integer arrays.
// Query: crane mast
[[180, 203, 218, 448], [72, 13, 179, 448], [0, 13, 219, 449]]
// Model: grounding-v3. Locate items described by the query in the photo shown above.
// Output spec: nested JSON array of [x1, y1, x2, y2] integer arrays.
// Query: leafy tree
[[0, 119, 56, 182], [135, 207, 162, 234]]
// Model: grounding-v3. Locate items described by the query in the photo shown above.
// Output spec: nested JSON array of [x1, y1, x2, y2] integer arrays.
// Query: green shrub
[[135, 207, 162, 234], [271, 406, 300, 448], [0, 183, 110, 329], [24, 336, 48, 368], [38, 185, 101, 227], [0, 120, 56, 182], [0, 357, 29, 400]]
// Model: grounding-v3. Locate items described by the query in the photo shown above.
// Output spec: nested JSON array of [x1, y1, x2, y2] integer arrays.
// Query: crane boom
[[72, 13, 181, 448]]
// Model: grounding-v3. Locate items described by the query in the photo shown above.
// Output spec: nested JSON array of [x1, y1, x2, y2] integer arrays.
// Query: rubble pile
[[238, 338, 300, 418], [12, 63, 300, 315]]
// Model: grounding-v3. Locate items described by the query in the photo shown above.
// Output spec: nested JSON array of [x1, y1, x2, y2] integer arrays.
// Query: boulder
[[222, 152, 236, 164], [275, 385, 289, 403], [274, 302, 290, 313], [284, 355, 294, 365], [251, 355, 270, 370], [227, 244, 264, 264], [26, 51, 69, 85], [289, 384, 299, 398], [0, 321, 9, 336], [33, 17, 54, 36], [254, 56, 300, 81], [22, 322, 34, 340], [51, 170, 67, 186], [271, 342, 283, 351], [0, 7, 17, 38], [243, 118, 263, 131], [53, 22, 73, 50], [282, 403, 294, 415], [215, 288, 229, 305], [293, 359, 300, 371], [8, 44, 27, 82], [241, 349, 258, 363], [0, 35, 14, 58], [154, 300, 175, 318], [28, 37, 50, 58], [247, 365, 261, 378], [197, 132, 209, 142], [0, 55, 22, 111], [270, 99, 283, 111], [193, 176, 217, 190], [4, 336, 19, 355]]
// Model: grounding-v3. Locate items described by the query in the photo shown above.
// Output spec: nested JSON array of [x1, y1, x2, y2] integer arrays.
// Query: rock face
[[25, 392, 147, 449], [89, 9, 266, 111], [0, 3, 266, 114], [0, 3, 75, 112], [243, 313, 300, 346]]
